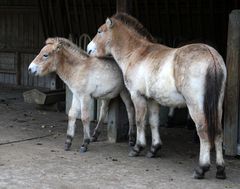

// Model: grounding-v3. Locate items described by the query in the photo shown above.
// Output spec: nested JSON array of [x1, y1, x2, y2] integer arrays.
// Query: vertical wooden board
[[107, 97, 129, 143], [107, 98, 119, 143], [224, 10, 240, 156]]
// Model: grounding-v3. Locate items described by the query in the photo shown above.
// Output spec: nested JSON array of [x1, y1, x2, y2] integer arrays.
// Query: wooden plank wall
[[0, 0, 54, 89]]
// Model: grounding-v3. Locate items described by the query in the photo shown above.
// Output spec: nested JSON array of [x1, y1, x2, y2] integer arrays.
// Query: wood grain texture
[[224, 10, 240, 156]]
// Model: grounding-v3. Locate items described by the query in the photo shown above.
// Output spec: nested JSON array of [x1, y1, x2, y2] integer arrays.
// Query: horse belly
[[153, 89, 186, 107], [90, 77, 123, 99], [147, 62, 186, 107]]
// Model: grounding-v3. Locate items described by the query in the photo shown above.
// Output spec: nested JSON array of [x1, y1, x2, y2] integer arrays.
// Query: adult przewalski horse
[[87, 13, 227, 179], [28, 37, 136, 152]]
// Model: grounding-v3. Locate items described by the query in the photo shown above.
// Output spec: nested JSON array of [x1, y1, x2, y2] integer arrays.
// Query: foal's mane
[[46, 37, 89, 58], [112, 13, 157, 43]]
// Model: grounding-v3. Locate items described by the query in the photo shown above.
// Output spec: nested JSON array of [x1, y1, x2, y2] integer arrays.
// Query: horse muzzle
[[87, 41, 97, 55], [28, 63, 38, 76]]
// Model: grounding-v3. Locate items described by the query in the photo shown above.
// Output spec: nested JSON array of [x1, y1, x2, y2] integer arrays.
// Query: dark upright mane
[[112, 13, 157, 43], [46, 37, 89, 58]]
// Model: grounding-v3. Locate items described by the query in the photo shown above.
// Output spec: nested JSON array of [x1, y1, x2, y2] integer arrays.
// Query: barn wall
[[0, 0, 55, 89], [131, 0, 239, 58]]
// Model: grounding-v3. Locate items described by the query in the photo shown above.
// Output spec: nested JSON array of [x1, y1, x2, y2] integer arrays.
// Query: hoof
[[128, 149, 139, 157], [216, 166, 226, 179], [146, 144, 161, 158], [193, 165, 210, 179], [128, 145, 143, 157], [80, 145, 88, 153], [193, 169, 204, 179], [146, 151, 156, 158], [64, 142, 71, 151]]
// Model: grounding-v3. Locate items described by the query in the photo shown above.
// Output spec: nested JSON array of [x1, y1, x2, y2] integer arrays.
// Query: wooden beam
[[224, 10, 240, 156]]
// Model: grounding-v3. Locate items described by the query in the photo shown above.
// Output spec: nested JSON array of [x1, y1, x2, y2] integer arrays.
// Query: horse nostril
[[28, 68, 32, 73], [88, 50, 92, 55]]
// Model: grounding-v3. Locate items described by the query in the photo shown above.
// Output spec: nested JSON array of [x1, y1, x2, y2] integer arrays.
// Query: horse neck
[[111, 28, 148, 71], [56, 49, 84, 86]]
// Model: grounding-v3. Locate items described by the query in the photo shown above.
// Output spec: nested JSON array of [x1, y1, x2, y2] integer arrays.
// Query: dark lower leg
[[80, 138, 90, 153], [215, 134, 226, 179], [147, 101, 162, 158], [194, 128, 211, 179], [128, 125, 136, 146], [65, 135, 73, 151], [65, 116, 77, 151], [91, 129, 101, 142], [129, 125, 146, 157], [216, 165, 226, 179], [129, 144, 144, 157], [146, 144, 162, 158]]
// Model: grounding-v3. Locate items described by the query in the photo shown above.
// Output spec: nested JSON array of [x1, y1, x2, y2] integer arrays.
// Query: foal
[[87, 13, 227, 179], [28, 37, 135, 152]]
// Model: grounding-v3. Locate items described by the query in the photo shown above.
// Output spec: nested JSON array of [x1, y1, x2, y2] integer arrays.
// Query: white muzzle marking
[[87, 41, 97, 55], [28, 62, 39, 76]]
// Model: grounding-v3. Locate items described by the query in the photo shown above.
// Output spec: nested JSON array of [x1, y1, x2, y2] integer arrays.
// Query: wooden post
[[108, 97, 129, 143], [224, 10, 240, 156], [105, 0, 133, 143]]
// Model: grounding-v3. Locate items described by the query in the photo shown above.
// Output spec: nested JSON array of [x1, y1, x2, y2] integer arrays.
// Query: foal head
[[28, 38, 64, 76], [87, 12, 156, 57]]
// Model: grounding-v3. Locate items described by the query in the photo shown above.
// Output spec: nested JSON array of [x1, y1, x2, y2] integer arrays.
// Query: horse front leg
[[79, 96, 91, 153], [65, 94, 81, 151], [91, 99, 110, 142], [146, 100, 162, 158], [129, 94, 147, 157], [120, 89, 136, 146]]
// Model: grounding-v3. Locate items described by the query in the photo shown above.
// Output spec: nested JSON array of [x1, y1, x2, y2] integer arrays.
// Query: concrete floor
[[0, 88, 240, 189]]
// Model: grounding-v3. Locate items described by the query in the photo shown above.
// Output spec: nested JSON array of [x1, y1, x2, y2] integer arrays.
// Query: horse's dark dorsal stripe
[[112, 13, 157, 43]]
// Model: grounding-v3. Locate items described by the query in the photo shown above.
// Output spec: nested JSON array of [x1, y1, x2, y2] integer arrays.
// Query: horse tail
[[204, 48, 224, 148]]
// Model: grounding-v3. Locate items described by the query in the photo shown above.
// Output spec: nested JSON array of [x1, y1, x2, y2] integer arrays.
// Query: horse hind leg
[[187, 106, 211, 179], [146, 100, 162, 158], [120, 89, 136, 146], [91, 99, 110, 142], [193, 125, 211, 179], [215, 131, 226, 179]]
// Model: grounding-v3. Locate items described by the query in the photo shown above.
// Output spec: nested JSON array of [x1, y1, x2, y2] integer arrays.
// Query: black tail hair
[[204, 65, 224, 148]]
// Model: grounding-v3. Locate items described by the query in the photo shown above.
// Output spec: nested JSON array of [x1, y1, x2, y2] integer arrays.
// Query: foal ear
[[106, 18, 113, 28]]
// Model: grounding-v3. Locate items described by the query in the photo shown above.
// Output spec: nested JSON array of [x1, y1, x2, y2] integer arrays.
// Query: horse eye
[[97, 30, 102, 34], [43, 54, 48, 58]]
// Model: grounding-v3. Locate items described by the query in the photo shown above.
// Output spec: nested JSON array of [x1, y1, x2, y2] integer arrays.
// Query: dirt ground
[[0, 88, 240, 189]]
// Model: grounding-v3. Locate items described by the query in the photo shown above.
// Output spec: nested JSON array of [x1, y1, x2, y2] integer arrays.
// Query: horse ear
[[106, 18, 113, 28], [54, 41, 63, 52]]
